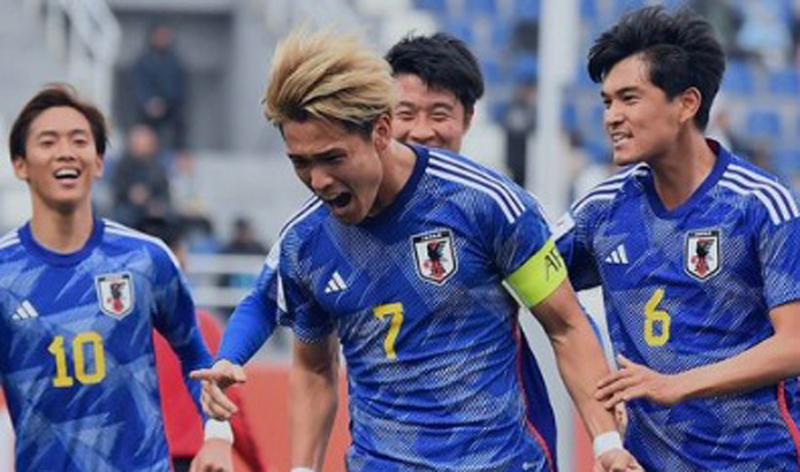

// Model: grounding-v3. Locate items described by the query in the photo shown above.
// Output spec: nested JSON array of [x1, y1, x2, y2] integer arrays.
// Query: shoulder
[[718, 157, 800, 226], [0, 227, 23, 257], [102, 219, 181, 269], [424, 148, 531, 224], [570, 163, 648, 217]]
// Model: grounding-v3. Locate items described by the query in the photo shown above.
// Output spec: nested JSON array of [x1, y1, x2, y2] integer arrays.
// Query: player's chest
[[305, 222, 493, 316], [593, 204, 757, 289], [2, 263, 154, 340]]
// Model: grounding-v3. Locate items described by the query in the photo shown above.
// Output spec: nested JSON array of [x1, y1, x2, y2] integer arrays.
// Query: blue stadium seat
[[768, 67, 800, 96], [511, 54, 538, 83], [580, 0, 598, 20], [614, 0, 647, 16], [771, 147, 800, 178], [442, 18, 475, 45], [480, 58, 503, 85], [515, 0, 540, 20], [721, 61, 756, 95], [466, 0, 497, 16], [562, 101, 579, 132], [490, 17, 512, 49], [746, 110, 782, 139], [413, 0, 448, 14]]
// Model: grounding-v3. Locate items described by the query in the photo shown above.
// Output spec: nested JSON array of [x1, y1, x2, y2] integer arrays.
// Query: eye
[[602, 98, 612, 109], [395, 110, 415, 121], [431, 112, 451, 122]]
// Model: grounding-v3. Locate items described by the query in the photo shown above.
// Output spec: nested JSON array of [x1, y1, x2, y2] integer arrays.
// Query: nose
[[308, 164, 334, 193], [408, 119, 436, 145], [55, 139, 77, 160], [604, 102, 623, 130]]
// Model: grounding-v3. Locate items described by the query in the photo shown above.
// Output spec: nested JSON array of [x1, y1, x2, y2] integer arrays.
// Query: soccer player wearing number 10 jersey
[[0, 86, 224, 472], [556, 7, 800, 471]]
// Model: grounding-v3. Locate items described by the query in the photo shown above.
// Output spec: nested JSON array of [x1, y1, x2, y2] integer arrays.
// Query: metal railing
[[24, 0, 121, 114]]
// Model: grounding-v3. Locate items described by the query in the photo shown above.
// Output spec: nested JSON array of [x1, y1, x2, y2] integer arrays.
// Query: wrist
[[290, 468, 316, 472], [204, 418, 234, 444], [593, 430, 622, 457]]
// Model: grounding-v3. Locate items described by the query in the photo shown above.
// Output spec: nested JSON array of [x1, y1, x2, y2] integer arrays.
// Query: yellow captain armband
[[505, 238, 567, 308]]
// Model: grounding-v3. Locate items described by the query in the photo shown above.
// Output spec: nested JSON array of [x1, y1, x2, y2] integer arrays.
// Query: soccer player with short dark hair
[[0, 85, 232, 471], [556, 6, 800, 470]]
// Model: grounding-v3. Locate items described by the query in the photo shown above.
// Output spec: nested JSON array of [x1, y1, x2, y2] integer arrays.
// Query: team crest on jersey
[[412, 229, 457, 285], [95, 272, 134, 318], [685, 229, 721, 280]]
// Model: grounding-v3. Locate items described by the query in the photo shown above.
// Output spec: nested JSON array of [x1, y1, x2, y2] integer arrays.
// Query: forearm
[[550, 318, 618, 437], [289, 362, 338, 469], [218, 291, 277, 365], [678, 332, 800, 399]]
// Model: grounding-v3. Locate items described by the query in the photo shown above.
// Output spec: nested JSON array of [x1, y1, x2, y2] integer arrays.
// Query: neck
[[649, 130, 716, 210], [370, 141, 417, 216], [30, 200, 95, 253]]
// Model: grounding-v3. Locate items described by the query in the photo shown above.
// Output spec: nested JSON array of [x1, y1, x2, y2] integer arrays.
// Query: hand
[[614, 402, 628, 436], [189, 438, 233, 472], [190, 360, 247, 420], [596, 355, 685, 408], [593, 448, 644, 472]]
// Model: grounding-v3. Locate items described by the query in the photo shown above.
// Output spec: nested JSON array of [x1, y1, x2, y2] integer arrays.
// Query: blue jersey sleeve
[[757, 202, 800, 309], [275, 232, 335, 343], [150, 246, 213, 419], [218, 257, 279, 365], [555, 202, 603, 291], [490, 190, 553, 276]]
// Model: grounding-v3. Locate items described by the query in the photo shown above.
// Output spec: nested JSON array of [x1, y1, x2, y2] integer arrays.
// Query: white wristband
[[204, 419, 234, 444], [290, 468, 316, 472], [593, 431, 623, 457]]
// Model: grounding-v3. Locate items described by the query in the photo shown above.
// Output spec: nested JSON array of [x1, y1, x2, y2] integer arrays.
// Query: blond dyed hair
[[263, 28, 394, 136]]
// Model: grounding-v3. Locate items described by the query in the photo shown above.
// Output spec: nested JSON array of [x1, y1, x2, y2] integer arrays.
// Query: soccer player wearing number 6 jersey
[[556, 6, 800, 471], [195, 29, 639, 472], [0, 86, 231, 472]]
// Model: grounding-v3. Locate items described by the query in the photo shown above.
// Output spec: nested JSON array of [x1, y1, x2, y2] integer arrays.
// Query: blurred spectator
[[170, 151, 211, 223], [112, 124, 172, 227], [136, 217, 267, 472], [218, 217, 268, 289], [503, 80, 537, 186], [512, 20, 539, 54], [134, 23, 187, 151]]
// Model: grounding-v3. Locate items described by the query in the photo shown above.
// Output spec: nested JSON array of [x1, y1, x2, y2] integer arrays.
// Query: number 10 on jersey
[[48, 332, 107, 387]]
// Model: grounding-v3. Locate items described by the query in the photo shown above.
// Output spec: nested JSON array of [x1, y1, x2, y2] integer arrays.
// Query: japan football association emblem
[[95, 272, 134, 318], [412, 229, 458, 285], [685, 229, 721, 280]]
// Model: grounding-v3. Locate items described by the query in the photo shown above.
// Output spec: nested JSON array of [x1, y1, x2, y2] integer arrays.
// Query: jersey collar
[[19, 217, 105, 266], [643, 139, 731, 219]]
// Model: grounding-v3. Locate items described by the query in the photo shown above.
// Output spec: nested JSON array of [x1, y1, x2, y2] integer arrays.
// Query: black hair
[[385, 32, 484, 117], [9, 84, 109, 160], [587, 6, 725, 130]]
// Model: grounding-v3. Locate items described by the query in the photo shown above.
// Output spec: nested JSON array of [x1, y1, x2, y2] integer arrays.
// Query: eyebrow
[[601, 86, 641, 99], [395, 100, 455, 111], [287, 148, 346, 161], [33, 129, 90, 140]]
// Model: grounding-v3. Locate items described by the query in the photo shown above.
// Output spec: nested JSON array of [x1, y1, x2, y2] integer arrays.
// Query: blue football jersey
[[271, 146, 560, 471], [557, 141, 800, 471], [0, 218, 212, 472]]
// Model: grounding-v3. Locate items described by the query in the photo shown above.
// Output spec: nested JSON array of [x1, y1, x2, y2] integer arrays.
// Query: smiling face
[[392, 74, 471, 152], [284, 117, 391, 225], [13, 106, 104, 214], [601, 54, 686, 166]]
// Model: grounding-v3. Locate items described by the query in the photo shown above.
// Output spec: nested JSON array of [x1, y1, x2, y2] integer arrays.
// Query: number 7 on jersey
[[373, 302, 404, 360]]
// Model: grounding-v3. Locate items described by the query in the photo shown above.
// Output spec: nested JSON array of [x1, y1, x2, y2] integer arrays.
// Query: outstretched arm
[[597, 300, 800, 407]]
